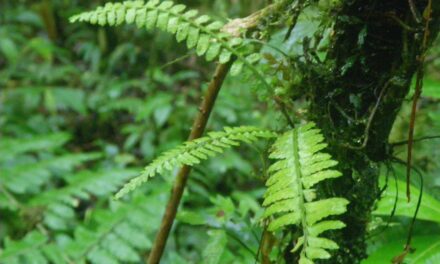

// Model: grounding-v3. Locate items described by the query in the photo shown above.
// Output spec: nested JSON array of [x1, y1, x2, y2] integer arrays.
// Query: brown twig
[[406, 0, 432, 202], [259, 226, 276, 264], [147, 60, 234, 264]]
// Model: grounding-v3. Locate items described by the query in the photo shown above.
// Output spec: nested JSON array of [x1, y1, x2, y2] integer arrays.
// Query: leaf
[[196, 34, 210, 56], [363, 235, 440, 264], [186, 27, 200, 49], [374, 175, 440, 224], [176, 211, 207, 225], [202, 230, 227, 264], [0, 38, 19, 64], [230, 60, 244, 76], [0, 231, 60, 263]]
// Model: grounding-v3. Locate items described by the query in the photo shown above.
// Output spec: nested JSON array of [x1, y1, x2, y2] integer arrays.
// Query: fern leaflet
[[262, 122, 349, 263], [115, 126, 276, 199]]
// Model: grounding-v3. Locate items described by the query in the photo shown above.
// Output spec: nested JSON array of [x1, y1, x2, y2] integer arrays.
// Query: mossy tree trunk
[[295, 0, 440, 263]]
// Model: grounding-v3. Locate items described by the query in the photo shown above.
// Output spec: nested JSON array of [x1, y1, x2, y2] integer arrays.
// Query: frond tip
[[115, 126, 276, 199], [262, 122, 349, 263]]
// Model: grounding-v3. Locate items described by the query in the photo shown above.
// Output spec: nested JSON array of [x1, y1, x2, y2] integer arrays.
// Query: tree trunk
[[296, 0, 440, 263]]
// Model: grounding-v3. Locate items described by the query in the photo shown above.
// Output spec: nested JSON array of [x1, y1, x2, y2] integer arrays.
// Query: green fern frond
[[28, 169, 138, 230], [262, 122, 349, 263], [0, 153, 101, 195], [0, 231, 66, 264], [65, 193, 164, 263], [69, 0, 267, 81], [0, 132, 71, 163], [0, 192, 164, 264], [115, 126, 276, 199]]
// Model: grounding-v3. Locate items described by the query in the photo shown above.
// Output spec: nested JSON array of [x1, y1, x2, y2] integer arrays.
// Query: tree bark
[[296, 0, 440, 263]]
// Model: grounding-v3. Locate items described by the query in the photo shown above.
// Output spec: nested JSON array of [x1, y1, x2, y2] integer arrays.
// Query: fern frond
[[0, 231, 66, 264], [69, 0, 267, 81], [65, 193, 164, 263], [262, 122, 349, 263], [28, 169, 138, 230], [0, 153, 101, 195], [0, 191, 164, 264], [115, 126, 276, 199], [0, 132, 70, 163]]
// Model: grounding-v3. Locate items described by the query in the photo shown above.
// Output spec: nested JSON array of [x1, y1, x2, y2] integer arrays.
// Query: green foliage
[[0, 132, 70, 162], [2, 0, 440, 263], [1, 1, 277, 263], [374, 173, 440, 224], [364, 168, 440, 263], [28, 169, 138, 230], [0, 231, 65, 264], [70, 0, 264, 78], [263, 122, 349, 263], [65, 194, 163, 264], [364, 235, 440, 264], [0, 192, 164, 264], [1, 152, 101, 195], [202, 230, 227, 264], [116, 126, 276, 199]]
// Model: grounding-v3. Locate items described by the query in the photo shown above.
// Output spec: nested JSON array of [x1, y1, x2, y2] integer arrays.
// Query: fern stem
[[147, 60, 234, 264], [292, 129, 309, 260]]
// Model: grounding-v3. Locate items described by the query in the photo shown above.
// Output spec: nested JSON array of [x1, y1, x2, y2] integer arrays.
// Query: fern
[[262, 122, 349, 263], [1, 153, 101, 195], [28, 169, 138, 230], [69, 0, 267, 81], [0, 231, 67, 264], [65, 193, 164, 264], [0, 132, 70, 163], [115, 126, 276, 199], [0, 191, 164, 264]]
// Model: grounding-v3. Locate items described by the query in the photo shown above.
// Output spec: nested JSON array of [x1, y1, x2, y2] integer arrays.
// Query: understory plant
[[1, 0, 440, 263]]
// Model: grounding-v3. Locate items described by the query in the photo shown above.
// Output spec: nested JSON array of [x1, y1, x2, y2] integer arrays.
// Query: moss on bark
[[293, 0, 440, 263]]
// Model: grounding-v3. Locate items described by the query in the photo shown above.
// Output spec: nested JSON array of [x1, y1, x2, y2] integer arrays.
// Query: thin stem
[[274, 96, 295, 128], [342, 79, 390, 150], [391, 135, 440, 146], [147, 60, 234, 264], [407, 0, 422, 23], [406, 0, 432, 202], [259, 226, 275, 264]]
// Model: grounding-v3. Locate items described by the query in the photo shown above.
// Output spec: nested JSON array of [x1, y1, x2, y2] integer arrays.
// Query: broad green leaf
[[374, 176, 440, 224], [364, 235, 440, 264]]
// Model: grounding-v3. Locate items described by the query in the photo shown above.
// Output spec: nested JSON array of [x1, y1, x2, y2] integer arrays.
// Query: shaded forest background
[[1, 0, 440, 263]]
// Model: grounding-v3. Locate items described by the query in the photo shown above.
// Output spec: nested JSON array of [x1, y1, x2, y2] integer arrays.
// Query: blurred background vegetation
[[0, 0, 439, 263]]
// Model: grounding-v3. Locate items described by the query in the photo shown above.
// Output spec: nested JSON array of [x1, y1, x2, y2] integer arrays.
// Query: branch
[[147, 60, 234, 264], [406, 0, 432, 202]]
